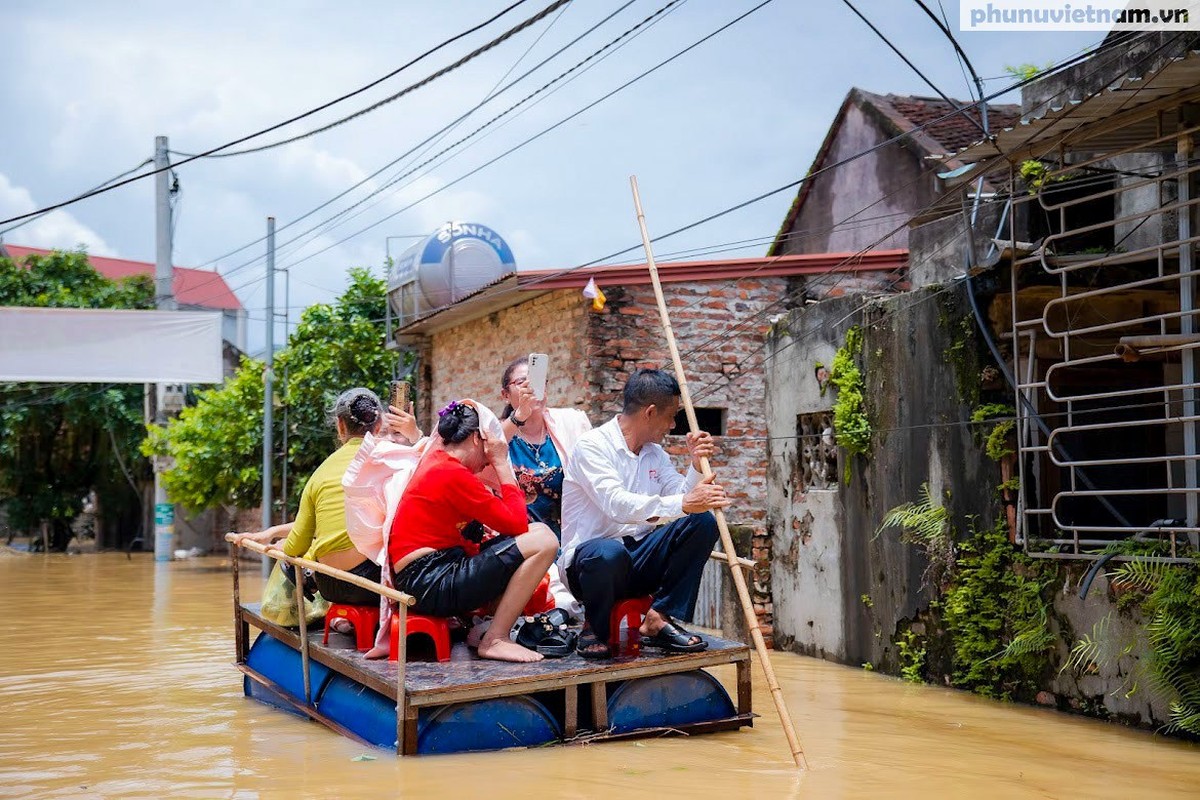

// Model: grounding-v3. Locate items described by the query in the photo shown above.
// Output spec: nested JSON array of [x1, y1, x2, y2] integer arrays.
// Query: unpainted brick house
[[393, 252, 906, 638]]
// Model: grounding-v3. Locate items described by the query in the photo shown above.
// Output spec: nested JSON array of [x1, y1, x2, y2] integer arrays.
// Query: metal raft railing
[[1007, 113, 1200, 563]]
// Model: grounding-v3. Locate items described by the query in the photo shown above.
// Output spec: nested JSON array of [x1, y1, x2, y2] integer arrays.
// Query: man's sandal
[[575, 629, 612, 660], [641, 621, 708, 653]]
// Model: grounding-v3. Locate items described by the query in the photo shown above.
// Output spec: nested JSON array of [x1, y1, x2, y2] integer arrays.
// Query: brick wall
[[418, 277, 781, 643], [427, 290, 590, 423], [584, 279, 783, 643]]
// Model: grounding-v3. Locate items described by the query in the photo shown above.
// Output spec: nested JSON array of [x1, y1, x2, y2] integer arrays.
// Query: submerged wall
[[766, 287, 997, 666], [766, 283, 1176, 729]]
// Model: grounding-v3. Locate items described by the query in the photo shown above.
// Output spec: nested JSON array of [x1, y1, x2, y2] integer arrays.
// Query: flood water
[[0, 552, 1197, 799]]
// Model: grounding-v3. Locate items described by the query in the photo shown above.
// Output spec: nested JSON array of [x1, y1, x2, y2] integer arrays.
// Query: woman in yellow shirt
[[237, 387, 420, 605]]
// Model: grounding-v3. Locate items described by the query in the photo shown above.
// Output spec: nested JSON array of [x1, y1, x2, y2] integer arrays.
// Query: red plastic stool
[[323, 603, 380, 652], [608, 595, 653, 652], [523, 573, 554, 615], [389, 613, 451, 663]]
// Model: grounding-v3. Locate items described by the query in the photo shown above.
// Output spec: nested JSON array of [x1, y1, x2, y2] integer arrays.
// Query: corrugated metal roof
[[950, 48, 1200, 170]]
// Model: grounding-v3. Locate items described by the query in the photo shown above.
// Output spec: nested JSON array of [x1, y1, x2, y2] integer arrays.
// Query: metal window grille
[[1005, 110, 1200, 563]]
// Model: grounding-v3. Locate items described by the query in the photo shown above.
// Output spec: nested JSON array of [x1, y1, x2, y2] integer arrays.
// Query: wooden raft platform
[[236, 602, 753, 753]]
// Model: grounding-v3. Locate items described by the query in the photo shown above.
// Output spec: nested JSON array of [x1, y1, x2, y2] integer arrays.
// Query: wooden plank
[[237, 663, 374, 748], [404, 643, 750, 698], [402, 706, 419, 756], [408, 650, 750, 708], [295, 579, 312, 705], [240, 602, 750, 709], [564, 685, 578, 739], [232, 551, 247, 664], [590, 682, 608, 732], [396, 606, 407, 756], [736, 658, 753, 718]]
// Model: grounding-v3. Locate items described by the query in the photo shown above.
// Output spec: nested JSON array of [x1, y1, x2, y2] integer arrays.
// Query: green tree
[[0, 250, 153, 549], [148, 267, 399, 514]]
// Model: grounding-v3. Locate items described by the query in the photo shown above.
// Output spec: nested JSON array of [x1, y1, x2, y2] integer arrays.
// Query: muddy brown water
[[0, 553, 1197, 799]]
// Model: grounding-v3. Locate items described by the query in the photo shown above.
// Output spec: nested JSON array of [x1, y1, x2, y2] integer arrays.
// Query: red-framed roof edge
[[517, 249, 907, 290]]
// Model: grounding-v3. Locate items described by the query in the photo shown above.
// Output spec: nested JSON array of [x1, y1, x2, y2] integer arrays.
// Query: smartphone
[[390, 380, 411, 410], [527, 353, 548, 401]]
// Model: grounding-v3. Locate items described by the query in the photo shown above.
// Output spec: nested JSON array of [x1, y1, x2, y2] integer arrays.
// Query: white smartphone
[[527, 352, 549, 401]]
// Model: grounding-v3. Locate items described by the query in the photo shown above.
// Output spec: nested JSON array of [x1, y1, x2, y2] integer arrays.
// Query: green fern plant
[[1065, 560, 1200, 736], [997, 609, 1055, 661], [878, 483, 955, 589]]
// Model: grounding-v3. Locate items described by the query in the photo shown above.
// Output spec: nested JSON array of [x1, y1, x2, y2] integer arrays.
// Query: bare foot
[[466, 618, 492, 649], [477, 636, 543, 663]]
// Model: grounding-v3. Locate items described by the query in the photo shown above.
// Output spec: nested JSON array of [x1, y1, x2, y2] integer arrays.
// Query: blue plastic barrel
[[606, 670, 736, 734], [243, 632, 333, 715], [417, 696, 561, 755]]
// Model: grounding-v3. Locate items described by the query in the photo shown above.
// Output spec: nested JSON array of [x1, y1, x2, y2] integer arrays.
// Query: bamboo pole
[[225, 533, 415, 607], [629, 176, 808, 770]]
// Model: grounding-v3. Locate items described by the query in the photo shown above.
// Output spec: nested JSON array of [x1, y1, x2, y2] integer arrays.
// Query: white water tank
[[388, 222, 516, 324]]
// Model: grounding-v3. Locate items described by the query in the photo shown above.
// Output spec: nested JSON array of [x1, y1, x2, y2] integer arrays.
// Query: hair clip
[[437, 400, 460, 418]]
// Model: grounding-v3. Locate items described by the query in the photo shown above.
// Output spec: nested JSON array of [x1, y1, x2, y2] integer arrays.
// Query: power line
[[840, 0, 986, 138], [199, 0, 572, 158], [177, 1, 653, 305], [276, 0, 782, 271], [0, 0, 540, 228], [189, 0, 674, 291], [199, 6, 1145, 320], [0, 158, 153, 238]]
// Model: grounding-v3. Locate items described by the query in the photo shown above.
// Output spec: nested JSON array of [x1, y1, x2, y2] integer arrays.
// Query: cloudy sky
[[0, 1, 1098, 351]]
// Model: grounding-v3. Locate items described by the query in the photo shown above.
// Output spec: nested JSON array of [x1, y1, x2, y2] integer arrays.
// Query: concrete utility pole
[[152, 135, 175, 562], [262, 217, 275, 576]]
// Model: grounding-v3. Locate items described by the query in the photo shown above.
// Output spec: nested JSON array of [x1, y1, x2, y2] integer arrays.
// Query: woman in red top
[[391, 401, 557, 663]]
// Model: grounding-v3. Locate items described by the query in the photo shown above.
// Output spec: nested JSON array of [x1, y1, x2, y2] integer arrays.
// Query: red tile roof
[[871, 92, 1021, 155], [0, 245, 242, 311]]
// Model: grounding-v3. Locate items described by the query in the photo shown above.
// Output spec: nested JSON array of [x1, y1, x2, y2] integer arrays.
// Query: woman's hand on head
[[481, 429, 510, 466]]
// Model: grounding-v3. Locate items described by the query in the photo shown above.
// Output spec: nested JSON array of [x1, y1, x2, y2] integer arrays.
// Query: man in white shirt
[[560, 369, 731, 659]]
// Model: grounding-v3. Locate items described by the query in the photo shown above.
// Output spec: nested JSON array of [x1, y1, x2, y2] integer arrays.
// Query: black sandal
[[514, 613, 577, 659], [641, 621, 708, 653], [575, 629, 612, 660], [536, 629, 576, 658]]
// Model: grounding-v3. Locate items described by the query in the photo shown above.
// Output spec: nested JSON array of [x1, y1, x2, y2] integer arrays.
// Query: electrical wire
[[0, 0, 542, 228], [199, 0, 571, 158], [0, 158, 153, 238], [200, 7, 1150, 320], [841, 0, 987, 138], [186, 0, 679, 296], [175, 2, 656, 307], [270, 0, 779, 273]]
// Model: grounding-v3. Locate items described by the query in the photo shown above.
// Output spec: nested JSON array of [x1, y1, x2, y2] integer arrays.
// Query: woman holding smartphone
[[499, 356, 592, 540]]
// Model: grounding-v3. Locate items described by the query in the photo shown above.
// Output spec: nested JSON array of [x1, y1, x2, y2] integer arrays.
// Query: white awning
[[0, 307, 224, 383]]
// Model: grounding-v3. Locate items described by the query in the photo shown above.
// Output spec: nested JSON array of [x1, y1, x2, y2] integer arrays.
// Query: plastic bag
[[260, 561, 329, 627]]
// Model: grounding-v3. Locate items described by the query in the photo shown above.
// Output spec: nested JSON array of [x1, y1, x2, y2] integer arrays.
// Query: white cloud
[[0, 173, 117, 256]]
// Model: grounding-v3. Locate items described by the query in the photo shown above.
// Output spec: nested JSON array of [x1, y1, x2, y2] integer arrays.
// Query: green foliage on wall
[[896, 628, 927, 683], [1064, 558, 1200, 736], [829, 325, 870, 480], [971, 404, 1016, 461], [942, 518, 1054, 699]]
